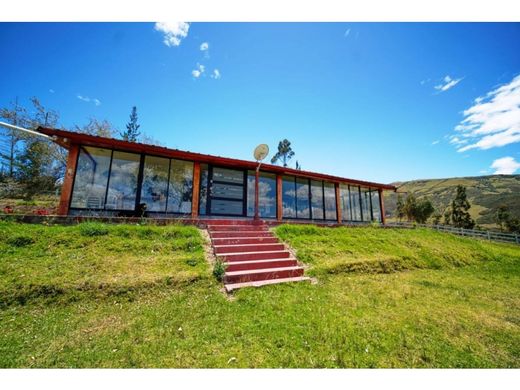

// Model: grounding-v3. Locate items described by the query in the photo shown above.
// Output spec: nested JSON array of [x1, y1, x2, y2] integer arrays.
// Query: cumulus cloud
[[451, 74, 520, 152], [77, 94, 101, 106], [191, 64, 205, 78], [490, 156, 520, 174], [154, 22, 190, 47], [200, 42, 209, 51], [210, 69, 221, 79], [434, 75, 462, 92]]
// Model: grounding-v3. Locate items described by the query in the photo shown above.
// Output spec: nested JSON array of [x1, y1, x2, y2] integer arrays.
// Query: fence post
[[487, 231, 491, 241], [516, 234, 519, 245]]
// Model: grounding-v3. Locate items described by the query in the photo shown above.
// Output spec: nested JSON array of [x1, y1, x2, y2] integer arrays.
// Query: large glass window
[[324, 182, 337, 220], [296, 178, 310, 219], [360, 187, 372, 221], [310, 180, 324, 219], [199, 164, 209, 215], [167, 159, 193, 214], [282, 175, 296, 218], [339, 184, 351, 221], [105, 151, 140, 210], [247, 171, 277, 218], [350, 185, 362, 221], [371, 190, 381, 222], [140, 155, 169, 212], [70, 147, 111, 209]]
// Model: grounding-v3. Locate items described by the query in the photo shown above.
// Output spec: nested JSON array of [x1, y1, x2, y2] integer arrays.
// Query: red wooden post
[[191, 162, 201, 219], [378, 188, 386, 225], [57, 143, 80, 216], [335, 183, 341, 223], [276, 174, 283, 221]]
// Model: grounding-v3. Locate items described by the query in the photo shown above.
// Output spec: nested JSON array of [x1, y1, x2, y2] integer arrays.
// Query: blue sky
[[1, 22, 519, 183]]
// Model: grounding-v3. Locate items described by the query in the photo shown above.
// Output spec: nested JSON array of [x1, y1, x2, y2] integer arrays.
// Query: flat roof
[[38, 126, 396, 191]]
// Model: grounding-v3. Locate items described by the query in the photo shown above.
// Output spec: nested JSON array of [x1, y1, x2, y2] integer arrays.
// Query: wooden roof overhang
[[38, 126, 397, 191]]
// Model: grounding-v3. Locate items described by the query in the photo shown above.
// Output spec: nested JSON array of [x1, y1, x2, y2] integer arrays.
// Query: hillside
[[384, 174, 520, 229]]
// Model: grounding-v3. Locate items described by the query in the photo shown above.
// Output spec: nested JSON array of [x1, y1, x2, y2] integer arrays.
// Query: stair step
[[214, 243, 285, 254], [218, 250, 291, 262], [225, 276, 311, 292], [210, 231, 273, 238], [211, 237, 279, 245], [203, 219, 265, 226], [224, 266, 304, 284], [224, 258, 298, 272], [208, 225, 268, 232]]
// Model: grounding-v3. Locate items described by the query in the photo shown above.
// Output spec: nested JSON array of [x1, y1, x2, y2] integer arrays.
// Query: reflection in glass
[[360, 187, 372, 221], [339, 184, 351, 221], [199, 164, 208, 215], [296, 178, 310, 219], [310, 180, 324, 219], [324, 182, 337, 220], [210, 199, 243, 215], [247, 171, 277, 218], [106, 151, 140, 210], [212, 167, 243, 184], [141, 155, 169, 212], [350, 185, 362, 221], [371, 190, 381, 222], [70, 147, 111, 209], [282, 175, 296, 218], [167, 159, 193, 214]]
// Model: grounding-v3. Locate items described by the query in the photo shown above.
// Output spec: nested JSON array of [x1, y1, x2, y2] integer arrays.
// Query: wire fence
[[386, 221, 520, 245]]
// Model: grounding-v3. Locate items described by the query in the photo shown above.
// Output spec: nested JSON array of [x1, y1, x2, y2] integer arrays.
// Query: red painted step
[[218, 250, 291, 262], [210, 231, 273, 239], [208, 225, 268, 232], [214, 243, 285, 254], [211, 237, 279, 245], [203, 219, 264, 226], [224, 266, 304, 284], [224, 258, 298, 272]]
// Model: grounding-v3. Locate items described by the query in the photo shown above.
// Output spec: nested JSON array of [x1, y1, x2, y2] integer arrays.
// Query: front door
[[207, 166, 246, 216]]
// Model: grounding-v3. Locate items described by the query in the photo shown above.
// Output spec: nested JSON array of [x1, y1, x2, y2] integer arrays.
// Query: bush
[[79, 222, 109, 237], [213, 259, 227, 282]]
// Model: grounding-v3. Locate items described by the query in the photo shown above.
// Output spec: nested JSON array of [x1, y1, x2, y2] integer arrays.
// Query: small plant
[[79, 222, 109, 237], [7, 235, 35, 247], [186, 259, 198, 267], [213, 259, 227, 282]]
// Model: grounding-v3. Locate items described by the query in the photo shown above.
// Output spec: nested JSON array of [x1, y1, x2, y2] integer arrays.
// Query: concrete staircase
[[207, 219, 309, 292]]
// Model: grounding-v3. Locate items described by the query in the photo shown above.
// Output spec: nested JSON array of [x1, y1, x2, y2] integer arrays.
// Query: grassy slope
[[384, 174, 520, 228], [1, 222, 519, 368]]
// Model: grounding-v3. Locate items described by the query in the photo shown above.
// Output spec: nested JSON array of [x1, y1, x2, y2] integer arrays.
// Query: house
[[37, 127, 396, 224]]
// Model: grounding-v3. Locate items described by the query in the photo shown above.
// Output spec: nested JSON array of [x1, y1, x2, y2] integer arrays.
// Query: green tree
[[0, 97, 28, 177], [451, 185, 475, 229], [414, 199, 435, 224], [432, 212, 442, 225], [120, 106, 140, 142], [505, 217, 520, 234], [443, 207, 451, 225], [396, 194, 406, 222], [495, 205, 510, 232], [16, 139, 56, 199], [271, 139, 295, 167], [404, 193, 417, 221], [74, 117, 117, 138]]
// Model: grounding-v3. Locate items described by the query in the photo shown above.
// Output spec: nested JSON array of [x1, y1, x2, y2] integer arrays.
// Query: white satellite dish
[[253, 144, 269, 162]]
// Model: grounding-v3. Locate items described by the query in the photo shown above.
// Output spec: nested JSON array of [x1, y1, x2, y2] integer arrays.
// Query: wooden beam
[[378, 188, 386, 225], [191, 162, 201, 219], [335, 183, 342, 223], [276, 174, 283, 221], [57, 143, 80, 216]]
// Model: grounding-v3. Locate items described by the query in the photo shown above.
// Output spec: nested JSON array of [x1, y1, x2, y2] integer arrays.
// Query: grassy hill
[[1, 221, 519, 368], [384, 174, 520, 229]]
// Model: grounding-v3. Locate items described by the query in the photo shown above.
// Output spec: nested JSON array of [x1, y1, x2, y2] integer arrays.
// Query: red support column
[[378, 188, 386, 225], [191, 162, 201, 220], [276, 174, 283, 221], [57, 143, 80, 216], [335, 183, 342, 223]]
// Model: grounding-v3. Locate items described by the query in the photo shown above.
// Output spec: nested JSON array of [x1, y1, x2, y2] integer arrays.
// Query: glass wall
[[282, 175, 296, 218], [339, 184, 351, 221], [167, 159, 194, 214], [296, 178, 310, 219], [310, 180, 324, 219], [199, 164, 209, 215], [140, 155, 170, 212], [350, 185, 362, 221], [360, 187, 372, 222], [247, 171, 277, 218], [324, 182, 337, 220], [70, 147, 112, 209], [105, 151, 141, 210], [371, 190, 381, 222]]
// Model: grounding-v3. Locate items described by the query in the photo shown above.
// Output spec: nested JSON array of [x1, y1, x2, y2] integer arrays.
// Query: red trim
[[38, 126, 397, 191]]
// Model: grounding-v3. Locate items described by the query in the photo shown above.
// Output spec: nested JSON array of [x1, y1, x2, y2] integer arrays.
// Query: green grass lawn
[[1, 221, 519, 368]]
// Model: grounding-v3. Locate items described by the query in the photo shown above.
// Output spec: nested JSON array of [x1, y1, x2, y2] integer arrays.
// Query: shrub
[[213, 259, 227, 282], [79, 222, 109, 237]]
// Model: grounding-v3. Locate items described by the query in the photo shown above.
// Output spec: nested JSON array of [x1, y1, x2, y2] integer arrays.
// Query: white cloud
[[154, 22, 190, 47], [211, 69, 221, 79], [344, 29, 351, 37], [77, 94, 101, 106], [431, 140, 439, 145], [191, 64, 205, 78], [490, 156, 520, 174], [434, 75, 462, 92], [200, 42, 209, 51], [49, 89, 55, 93], [451, 74, 520, 152]]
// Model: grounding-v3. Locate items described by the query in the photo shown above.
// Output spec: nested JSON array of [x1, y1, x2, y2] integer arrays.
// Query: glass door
[[208, 166, 246, 216]]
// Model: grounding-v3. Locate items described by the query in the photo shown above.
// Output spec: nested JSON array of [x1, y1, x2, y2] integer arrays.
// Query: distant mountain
[[383, 175, 520, 229]]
